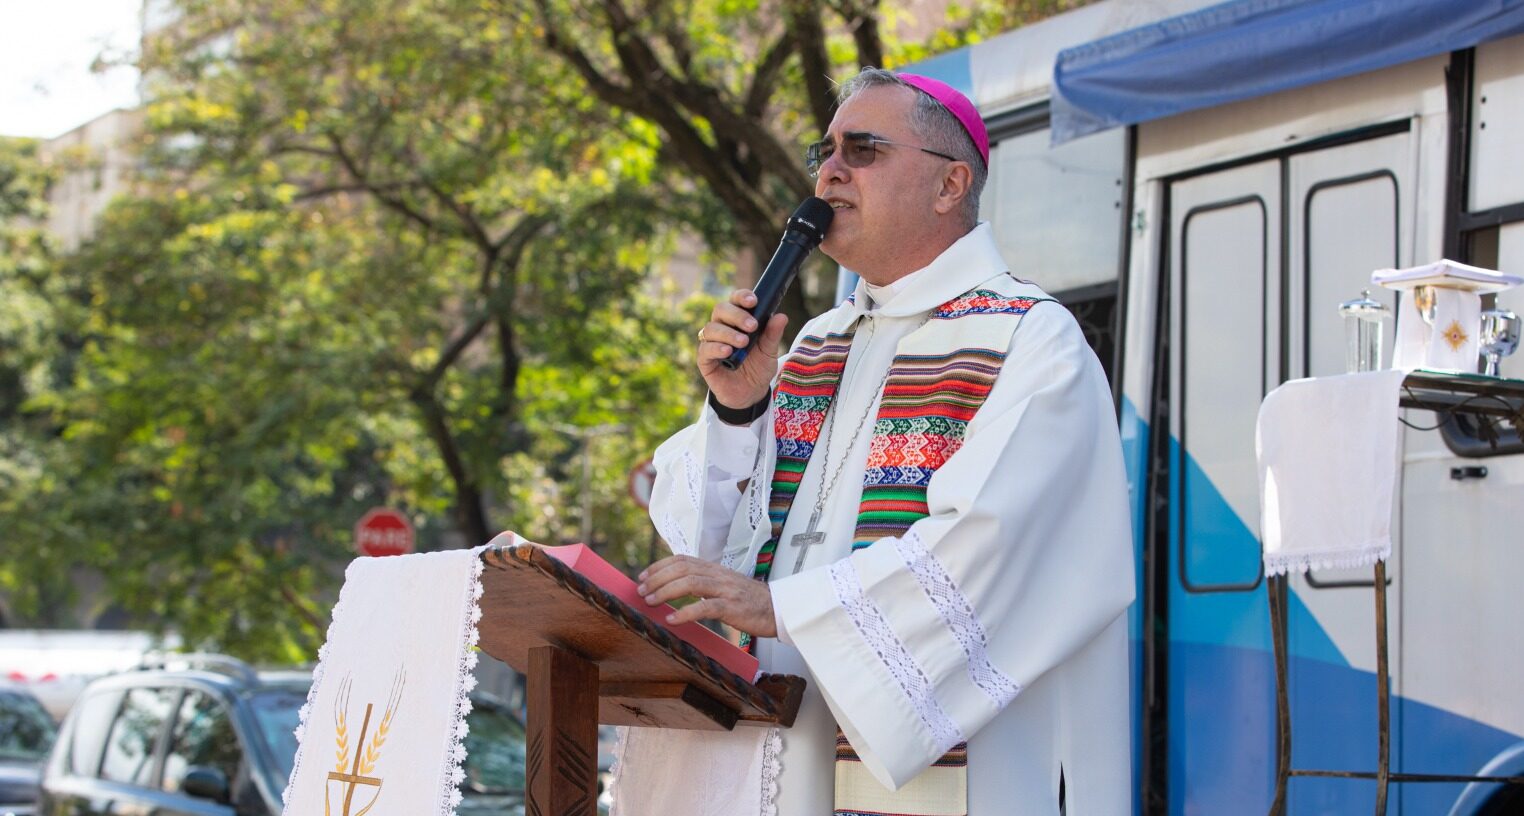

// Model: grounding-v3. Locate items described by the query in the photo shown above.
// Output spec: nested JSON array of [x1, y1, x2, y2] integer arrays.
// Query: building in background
[[35, 107, 143, 252]]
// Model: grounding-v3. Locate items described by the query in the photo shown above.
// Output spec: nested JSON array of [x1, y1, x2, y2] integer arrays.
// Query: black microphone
[[720, 196, 835, 370]]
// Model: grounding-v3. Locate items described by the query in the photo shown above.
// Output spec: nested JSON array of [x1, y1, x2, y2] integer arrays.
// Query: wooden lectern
[[477, 543, 806, 816]]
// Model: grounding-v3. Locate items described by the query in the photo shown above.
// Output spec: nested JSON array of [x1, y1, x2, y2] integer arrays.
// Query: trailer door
[[1164, 158, 1282, 813], [1283, 131, 1412, 812], [1160, 130, 1416, 814]]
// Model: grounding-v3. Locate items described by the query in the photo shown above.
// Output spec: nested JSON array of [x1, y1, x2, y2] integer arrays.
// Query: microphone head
[[786, 196, 834, 244]]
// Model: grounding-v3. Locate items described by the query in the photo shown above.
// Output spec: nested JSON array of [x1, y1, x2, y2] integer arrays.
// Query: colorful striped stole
[[753, 329, 858, 583], [747, 285, 1045, 816]]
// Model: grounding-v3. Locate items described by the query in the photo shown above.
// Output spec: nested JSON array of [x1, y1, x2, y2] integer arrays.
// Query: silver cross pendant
[[788, 510, 826, 573]]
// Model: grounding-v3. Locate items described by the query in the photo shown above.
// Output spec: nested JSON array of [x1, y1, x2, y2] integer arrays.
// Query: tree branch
[[533, 0, 642, 109], [842, 0, 884, 71], [744, 29, 795, 122], [420, 313, 492, 393], [324, 134, 442, 234], [409, 387, 492, 546], [278, 583, 327, 640], [291, 181, 415, 202], [417, 171, 493, 249], [786, 1, 837, 135], [598, 0, 812, 200]]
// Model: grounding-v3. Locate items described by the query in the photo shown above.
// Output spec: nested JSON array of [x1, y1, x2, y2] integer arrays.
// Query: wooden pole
[[527, 644, 599, 816], [1269, 574, 1290, 816], [1374, 561, 1390, 816]]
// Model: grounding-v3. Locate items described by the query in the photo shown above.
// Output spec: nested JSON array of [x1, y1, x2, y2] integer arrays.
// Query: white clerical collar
[[862, 264, 930, 309], [848, 222, 1010, 318]]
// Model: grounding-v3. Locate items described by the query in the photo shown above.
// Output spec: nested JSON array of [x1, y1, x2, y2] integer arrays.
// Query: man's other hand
[[636, 555, 777, 637]]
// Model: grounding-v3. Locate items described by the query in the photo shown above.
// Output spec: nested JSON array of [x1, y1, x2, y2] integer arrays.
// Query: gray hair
[[836, 67, 987, 228]]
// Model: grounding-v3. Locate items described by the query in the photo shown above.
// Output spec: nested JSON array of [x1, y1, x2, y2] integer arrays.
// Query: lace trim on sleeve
[[656, 509, 694, 557], [682, 449, 703, 512], [893, 531, 1021, 709], [720, 537, 754, 573], [746, 441, 769, 532], [828, 560, 965, 754]]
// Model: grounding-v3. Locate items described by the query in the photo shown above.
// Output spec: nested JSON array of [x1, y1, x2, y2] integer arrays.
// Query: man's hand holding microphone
[[641, 196, 834, 636]]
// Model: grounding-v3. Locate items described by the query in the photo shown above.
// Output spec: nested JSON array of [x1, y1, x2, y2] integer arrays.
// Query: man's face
[[813, 85, 946, 282]]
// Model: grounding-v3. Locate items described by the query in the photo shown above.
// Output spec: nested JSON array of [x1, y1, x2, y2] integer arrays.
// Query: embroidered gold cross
[[326, 703, 381, 816], [324, 671, 403, 816]]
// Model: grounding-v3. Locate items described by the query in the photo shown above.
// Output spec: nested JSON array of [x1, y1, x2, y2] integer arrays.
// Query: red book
[[538, 544, 760, 682]]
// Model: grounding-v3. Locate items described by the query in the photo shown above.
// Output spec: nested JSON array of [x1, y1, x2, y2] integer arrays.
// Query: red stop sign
[[355, 508, 415, 557]]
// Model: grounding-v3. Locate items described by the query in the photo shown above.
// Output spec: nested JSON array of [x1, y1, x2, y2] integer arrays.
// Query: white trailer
[[906, 1, 1524, 812]]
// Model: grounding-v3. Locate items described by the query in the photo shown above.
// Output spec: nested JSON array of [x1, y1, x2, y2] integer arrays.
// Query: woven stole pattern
[[753, 329, 857, 584], [743, 287, 1042, 816]]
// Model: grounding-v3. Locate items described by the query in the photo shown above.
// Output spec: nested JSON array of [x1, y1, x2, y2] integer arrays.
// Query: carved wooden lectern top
[[476, 542, 806, 816]]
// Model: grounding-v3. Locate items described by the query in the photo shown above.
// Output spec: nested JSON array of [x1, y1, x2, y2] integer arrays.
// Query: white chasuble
[[621, 223, 1135, 815]]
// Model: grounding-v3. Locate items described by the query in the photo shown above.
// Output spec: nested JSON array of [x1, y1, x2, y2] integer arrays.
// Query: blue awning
[[1052, 0, 1524, 143]]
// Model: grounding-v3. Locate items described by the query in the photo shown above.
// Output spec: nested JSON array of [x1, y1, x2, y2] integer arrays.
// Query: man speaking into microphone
[[620, 69, 1134, 816]]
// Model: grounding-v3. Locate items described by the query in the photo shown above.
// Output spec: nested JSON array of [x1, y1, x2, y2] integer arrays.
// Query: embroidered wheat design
[[332, 677, 353, 773], [359, 671, 406, 776]]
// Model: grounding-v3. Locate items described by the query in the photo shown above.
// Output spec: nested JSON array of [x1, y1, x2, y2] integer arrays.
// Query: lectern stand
[[477, 543, 806, 816]]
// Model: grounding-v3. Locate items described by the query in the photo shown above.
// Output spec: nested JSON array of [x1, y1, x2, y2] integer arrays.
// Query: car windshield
[[247, 684, 526, 795], [248, 687, 306, 781], [0, 689, 57, 762]]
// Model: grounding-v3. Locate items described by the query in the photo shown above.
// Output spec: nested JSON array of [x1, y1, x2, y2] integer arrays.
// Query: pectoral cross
[[789, 510, 826, 573]]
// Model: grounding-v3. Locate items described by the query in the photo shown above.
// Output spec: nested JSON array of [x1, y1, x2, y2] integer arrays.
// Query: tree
[[523, 0, 1075, 325], [139, 0, 699, 547], [2, 0, 1088, 659], [0, 137, 90, 626], [0, 0, 711, 657]]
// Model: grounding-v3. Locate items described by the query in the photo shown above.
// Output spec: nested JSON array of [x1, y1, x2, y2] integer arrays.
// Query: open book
[[538, 543, 760, 682]]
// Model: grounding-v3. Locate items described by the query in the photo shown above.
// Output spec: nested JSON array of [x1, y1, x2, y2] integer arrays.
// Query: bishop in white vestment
[[617, 69, 1134, 816]]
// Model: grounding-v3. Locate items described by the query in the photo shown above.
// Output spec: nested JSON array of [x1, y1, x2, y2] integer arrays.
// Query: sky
[[0, 1, 143, 139]]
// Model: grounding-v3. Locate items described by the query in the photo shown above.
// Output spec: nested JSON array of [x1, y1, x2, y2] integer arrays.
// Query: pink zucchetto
[[895, 72, 989, 168]]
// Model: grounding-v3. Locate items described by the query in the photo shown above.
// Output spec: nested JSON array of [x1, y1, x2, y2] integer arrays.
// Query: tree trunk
[[410, 388, 493, 547]]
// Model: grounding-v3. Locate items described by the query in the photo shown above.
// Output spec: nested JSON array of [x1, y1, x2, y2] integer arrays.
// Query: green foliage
[[0, 138, 75, 624], [1, 0, 1085, 661]]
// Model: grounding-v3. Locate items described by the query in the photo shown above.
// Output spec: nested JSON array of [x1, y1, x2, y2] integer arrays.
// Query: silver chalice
[[1479, 309, 1520, 377]]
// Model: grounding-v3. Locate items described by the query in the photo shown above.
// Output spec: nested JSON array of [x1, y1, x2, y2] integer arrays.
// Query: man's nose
[[815, 148, 850, 190]]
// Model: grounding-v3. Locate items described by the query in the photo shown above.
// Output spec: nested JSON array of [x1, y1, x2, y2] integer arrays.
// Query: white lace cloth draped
[[1257, 370, 1406, 575], [282, 546, 485, 815], [610, 726, 782, 816]]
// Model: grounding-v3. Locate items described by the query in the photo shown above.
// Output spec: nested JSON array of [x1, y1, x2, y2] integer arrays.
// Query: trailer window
[[1445, 44, 1524, 457], [981, 126, 1125, 295]]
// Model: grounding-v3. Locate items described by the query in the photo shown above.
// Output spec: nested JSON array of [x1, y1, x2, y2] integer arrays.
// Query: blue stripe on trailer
[[1163, 435, 1523, 813], [1052, 0, 1524, 143]]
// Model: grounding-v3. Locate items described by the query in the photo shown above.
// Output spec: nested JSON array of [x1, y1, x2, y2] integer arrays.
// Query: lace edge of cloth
[[1264, 540, 1391, 576], [761, 727, 782, 816], [439, 547, 486, 814]]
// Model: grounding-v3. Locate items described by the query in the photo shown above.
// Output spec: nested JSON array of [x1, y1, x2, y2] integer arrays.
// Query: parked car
[[38, 655, 529, 815], [0, 683, 57, 815]]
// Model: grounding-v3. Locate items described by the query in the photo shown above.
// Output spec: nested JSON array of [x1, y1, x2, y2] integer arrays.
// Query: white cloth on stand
[[1257, 370, 1407, 575], [610, 725, 780, 816], [283, 547, 485, 815]]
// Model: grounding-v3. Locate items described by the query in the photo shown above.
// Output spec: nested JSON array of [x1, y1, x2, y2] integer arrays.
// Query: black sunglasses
[[804, 131, 958, 177]]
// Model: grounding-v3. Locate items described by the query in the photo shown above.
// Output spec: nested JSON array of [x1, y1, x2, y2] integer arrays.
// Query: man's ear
[[933, 162, 973, 216]]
